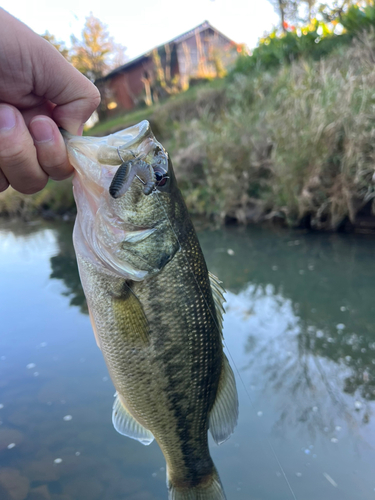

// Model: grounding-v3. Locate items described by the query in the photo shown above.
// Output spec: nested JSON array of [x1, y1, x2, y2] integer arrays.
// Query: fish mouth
[[62, 120, 169, 203], [62, 120, 155, 191], [63, 121, 168, 281]]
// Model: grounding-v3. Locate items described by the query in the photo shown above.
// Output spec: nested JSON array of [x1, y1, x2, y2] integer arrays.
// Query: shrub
[[234, 5, 375, 75]]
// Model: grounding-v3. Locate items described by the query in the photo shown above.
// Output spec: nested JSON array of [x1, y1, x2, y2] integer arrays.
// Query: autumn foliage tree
[[269, 1, 322, 29], [70, 13, 127, 82]]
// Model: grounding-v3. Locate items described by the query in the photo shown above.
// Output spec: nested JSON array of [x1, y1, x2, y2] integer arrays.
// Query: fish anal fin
[[209, 355, 238, 445], [208, 272, 226, 336], [112, 393, 154, 446]]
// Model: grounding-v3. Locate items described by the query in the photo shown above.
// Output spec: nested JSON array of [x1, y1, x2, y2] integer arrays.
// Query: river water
[[0, 219, 374, 500]]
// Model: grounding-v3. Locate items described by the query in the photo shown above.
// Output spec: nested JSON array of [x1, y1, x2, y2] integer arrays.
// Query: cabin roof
[[98, 20, 236, 82]]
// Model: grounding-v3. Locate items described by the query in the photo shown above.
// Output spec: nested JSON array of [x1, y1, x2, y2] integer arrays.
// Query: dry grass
[[167, 34, 375, 230]]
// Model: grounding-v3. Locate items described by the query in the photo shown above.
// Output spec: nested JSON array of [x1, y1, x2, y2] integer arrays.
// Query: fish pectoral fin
[[208, 272, 226, 336], [111, 281, 150, 345], [209, 354, 239, 445], [112, 393, 154, 446]]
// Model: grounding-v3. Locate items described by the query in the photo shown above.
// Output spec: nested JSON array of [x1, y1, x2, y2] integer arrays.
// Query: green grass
[[88, 78, 226, 137], [88, 107, 157, 136]]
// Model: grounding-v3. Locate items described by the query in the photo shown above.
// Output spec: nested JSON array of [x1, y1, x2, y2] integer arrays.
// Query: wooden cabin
[[96, 21, 238, 115]]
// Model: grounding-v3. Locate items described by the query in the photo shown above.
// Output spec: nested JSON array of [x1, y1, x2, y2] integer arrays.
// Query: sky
[[1, 0, 279, 60]]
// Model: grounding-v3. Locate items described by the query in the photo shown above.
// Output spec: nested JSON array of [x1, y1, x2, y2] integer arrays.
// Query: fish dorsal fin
[[112, 393, 154, 446], [208, 272, 226, 335], [209, 355, 239, 445]]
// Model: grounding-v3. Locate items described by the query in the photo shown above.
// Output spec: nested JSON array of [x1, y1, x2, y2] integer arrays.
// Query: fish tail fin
[[167, 467, 226, 500]]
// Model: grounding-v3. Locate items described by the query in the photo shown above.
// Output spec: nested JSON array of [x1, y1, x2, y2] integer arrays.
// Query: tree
[[269, 0, 299, 32], [147, 45, 180, 105], [269, 0, 322, 28], [41, 31, 70, 60], [70, 13, 127, 82], [302, 0, 318, 22], [319, 0, 369, 22]]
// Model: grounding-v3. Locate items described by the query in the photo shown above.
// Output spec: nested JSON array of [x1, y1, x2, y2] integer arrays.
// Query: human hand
[[0, 8, 100, 194]]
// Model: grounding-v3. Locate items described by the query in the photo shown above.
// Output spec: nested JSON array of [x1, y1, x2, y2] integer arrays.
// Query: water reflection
[[49, 222, 87, 314], [1, 221, 375, 499], [198, 226, 375, 408], [48, 222, 375, 423], [47, 221, 375, 430]]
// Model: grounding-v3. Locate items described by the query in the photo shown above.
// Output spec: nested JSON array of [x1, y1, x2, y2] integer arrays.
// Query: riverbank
[[153, 32, 375, 233], [2, 30, 375, 232], [0, 179, 75, 221]]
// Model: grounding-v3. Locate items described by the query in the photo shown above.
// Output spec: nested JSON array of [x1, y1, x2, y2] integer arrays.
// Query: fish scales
[[63, 121, 238, 500]]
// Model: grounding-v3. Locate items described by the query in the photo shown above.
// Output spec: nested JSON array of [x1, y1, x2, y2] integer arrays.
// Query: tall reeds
[[165, 33, 375, 230]]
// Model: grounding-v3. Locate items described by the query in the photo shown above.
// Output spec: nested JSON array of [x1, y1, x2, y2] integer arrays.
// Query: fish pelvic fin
[[209, 354, 239, 445], [167, 467, 226, 500], [112, 393, 154, 445]]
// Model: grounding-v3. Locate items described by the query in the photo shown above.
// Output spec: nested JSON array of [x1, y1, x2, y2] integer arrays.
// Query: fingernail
[[30, 119, 53, 143], [0, 106, 16, 131]]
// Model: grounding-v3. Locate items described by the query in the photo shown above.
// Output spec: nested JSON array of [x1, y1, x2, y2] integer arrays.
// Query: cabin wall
[[105, 58, 154, 113], [176, 28, 237, 86]]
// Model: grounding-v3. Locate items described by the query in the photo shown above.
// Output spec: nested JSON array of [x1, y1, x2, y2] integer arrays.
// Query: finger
[[0, 169, 9, 192], [33, 39, 101, 134], [0, 104, 48, 194], [52, 84, 100, 136], [0, 9, 100, 135], [29, 116, 73, 181], [22, 101, 56, 127]]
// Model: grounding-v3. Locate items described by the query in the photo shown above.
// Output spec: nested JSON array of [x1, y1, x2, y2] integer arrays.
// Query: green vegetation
[[88, 78, 226, 135], [87, 107, 156, 136], [2, 3, 375, 231], [158, 4, 375, 230], [0, 179, 75, 220], [235, 3, 375, 73]]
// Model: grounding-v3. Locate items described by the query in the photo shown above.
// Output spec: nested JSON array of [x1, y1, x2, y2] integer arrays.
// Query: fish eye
[[153, 167, 168, 187]]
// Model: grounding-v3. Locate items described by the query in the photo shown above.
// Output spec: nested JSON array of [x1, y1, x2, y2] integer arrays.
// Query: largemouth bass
[[63, 121, 238, 500]]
